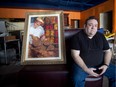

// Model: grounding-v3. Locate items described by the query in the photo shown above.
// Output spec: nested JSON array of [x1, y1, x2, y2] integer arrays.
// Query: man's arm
[[30, 35, 39, 41], [99, 49, 112, 75], [71, 49, 100, 77], [104, 49, 112, 66]]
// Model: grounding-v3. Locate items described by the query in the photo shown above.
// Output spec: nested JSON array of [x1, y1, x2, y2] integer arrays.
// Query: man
[[71, 16, 116, 87], [28, 17, 45, 57], [29, 17, 45, 45]]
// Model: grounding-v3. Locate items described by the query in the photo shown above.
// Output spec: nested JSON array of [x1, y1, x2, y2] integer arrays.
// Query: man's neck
[[88, 37, 93, 39], [88, 36, 93, 39]]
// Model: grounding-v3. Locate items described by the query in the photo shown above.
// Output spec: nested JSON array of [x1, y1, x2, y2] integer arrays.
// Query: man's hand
[[98, 65, 108, 75], [86, 68, 100, 77]]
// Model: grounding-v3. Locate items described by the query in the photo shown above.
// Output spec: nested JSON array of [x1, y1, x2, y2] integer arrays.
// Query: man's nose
[[91, 26, 95, 29]]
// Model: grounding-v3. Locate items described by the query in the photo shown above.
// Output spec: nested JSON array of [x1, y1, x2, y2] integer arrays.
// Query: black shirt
[[71, 30, 110, 67]]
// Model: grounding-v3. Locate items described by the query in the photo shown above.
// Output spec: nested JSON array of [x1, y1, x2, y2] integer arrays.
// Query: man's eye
[[88, 24, 92, 26], [95, 25, 98, 27]]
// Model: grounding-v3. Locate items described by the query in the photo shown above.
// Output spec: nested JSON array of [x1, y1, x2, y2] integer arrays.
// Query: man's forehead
[[87, 19, 98, 24]]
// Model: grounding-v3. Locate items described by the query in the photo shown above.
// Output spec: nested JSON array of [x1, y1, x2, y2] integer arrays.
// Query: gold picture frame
[[21, 11, 66, 65]]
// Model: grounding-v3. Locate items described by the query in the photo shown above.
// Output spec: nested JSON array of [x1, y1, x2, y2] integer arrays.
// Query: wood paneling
[[0, 0, 115, 31], [64, 11, 80, 26], [113, 0, 116, 32], [80, 0, 114, 31], [0, 8, 80, 26]]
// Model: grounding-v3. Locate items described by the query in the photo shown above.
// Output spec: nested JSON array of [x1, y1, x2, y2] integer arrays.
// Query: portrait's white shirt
[[29, 24, 45, 44], [29, 24, 45, 38]]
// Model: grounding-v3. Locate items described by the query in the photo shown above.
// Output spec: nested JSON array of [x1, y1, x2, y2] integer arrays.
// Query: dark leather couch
[[18, 29, 80, 87]]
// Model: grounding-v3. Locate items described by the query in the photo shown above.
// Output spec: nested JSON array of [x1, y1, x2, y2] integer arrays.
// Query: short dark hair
[[84, 16, 98, 25]]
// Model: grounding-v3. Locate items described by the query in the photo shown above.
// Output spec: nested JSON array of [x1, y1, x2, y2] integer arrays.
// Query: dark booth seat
[[19, 65, 69, 87], [18, 29, 103, 87], [18, 29, 80, 87]]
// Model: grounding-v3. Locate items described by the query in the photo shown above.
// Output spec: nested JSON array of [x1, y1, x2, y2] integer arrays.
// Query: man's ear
[[84, 24, 86, 28]]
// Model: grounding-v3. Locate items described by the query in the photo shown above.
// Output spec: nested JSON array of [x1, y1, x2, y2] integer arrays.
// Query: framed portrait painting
[[21, 11, 66, 65]]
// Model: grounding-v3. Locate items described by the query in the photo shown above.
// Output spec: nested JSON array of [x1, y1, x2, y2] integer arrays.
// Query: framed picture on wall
[[21, 11, 66, 65]]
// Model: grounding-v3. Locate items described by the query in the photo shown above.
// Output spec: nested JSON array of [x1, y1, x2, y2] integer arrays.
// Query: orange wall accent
[[0, 8, 27, 18], [0, 0, 114, 30], [0, 8, 80, 26], [80, 0, 114, 31], [113, 0, 116, 32], [64, 11, 80, 26]]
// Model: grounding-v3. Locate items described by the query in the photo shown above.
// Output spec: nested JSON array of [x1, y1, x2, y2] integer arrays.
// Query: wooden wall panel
[[0, 0, 114, 31], [113, 0, 116, 32], [64, 11, 80, 26], [80, 0, 114, 31], [0, 8, 80, 26]]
